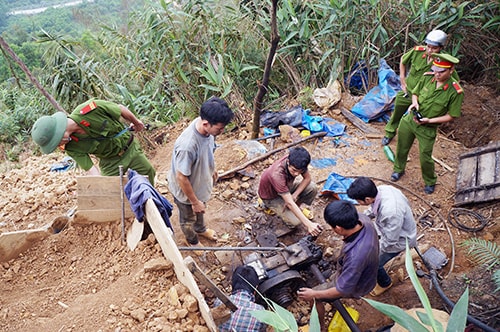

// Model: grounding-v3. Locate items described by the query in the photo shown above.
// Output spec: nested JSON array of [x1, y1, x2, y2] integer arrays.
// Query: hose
[[415, 247, 497, 332], [429, 270, 497, 332], [447, 207, 489, 232]]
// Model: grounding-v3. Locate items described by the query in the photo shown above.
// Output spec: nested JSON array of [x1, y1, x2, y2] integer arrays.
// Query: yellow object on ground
[[328, 306, 359, 332], [300, 129, 311, 137], [302, 208, 314, 220], [257, 197, 275, 215]]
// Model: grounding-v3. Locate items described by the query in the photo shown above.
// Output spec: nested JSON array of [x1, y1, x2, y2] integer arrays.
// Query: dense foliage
[[0, 0, 499, 161]]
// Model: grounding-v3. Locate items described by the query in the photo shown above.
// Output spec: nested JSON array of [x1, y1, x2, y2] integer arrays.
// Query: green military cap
[[431, 53, 459, 72], [31, 112, 67, 154]]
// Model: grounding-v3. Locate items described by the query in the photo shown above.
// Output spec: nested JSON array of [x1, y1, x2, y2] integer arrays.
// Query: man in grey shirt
[[347, 177, 417, 296], [168, 97, 234, 248]]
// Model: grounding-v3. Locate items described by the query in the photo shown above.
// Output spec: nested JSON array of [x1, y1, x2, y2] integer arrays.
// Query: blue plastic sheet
[[260, 106, 346, 137], [50, 156, 75, 172], [302, 109, 346, 137], [320, 172, 357, 204], [310, 158, 337, 169], [350, 59, 401, 123]]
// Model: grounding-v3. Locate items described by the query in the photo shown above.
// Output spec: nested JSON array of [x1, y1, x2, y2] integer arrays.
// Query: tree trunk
[[0, 36, 66, 114], [251, 0, 279, 139]]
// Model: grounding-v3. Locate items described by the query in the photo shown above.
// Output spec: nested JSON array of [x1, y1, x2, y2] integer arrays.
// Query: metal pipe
[[119, 165, 125, 245], [177, 246, 284, 251]]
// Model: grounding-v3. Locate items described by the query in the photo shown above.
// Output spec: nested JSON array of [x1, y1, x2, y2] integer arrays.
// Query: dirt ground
[[0, 83, 499, 332]]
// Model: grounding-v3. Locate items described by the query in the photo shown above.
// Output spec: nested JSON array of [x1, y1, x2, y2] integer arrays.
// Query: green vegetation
[[251, 298, 320, 332], [461, 238, 500, 292], [365, 242, 469, 332], [0, 0, 499, 162]]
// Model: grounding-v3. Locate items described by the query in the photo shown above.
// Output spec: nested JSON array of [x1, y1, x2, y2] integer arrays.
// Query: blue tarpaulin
[[350, 59, 401, 123], [320, 173, 357, 204], [259, 105, 346, 137]]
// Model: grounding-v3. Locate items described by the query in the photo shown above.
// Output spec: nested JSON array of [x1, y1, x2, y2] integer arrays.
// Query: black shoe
[[424, 185, 435, 194], [381, 136, 393, 146], [391, 172, 404, 182]]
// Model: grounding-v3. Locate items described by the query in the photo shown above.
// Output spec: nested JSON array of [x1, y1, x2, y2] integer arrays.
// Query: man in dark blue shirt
[[298, 200, 379, 330]]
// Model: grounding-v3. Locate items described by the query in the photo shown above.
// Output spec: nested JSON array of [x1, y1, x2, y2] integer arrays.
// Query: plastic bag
[[302, 110, 346, 137], [350, 59, 401, 123], [313, 80, 342, 108], [328, 306, 360, 332], [260, 105, 303, 128]]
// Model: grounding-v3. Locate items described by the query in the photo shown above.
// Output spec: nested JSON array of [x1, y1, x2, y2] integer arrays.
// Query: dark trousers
[[378, 251, 400, 287]]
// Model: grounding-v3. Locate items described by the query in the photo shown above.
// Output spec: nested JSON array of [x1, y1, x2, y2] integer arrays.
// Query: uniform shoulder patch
[[452, 82, 463, 94], [80, 101, 97, 115], [414, 46, 426, 52]]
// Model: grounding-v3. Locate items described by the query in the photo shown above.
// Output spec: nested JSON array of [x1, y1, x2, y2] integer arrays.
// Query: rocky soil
[[0, 84, 499, 331]]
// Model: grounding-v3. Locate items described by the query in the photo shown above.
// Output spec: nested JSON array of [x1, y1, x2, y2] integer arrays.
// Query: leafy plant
[[365, 242, 469, 332], [461, 238, 500, 292], [251, 299, 320, 332]]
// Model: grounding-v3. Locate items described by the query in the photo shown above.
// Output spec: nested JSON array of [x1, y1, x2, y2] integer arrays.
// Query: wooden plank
[[78, 195, 132, 211], [455, 141, 500, 206], [340, 107, 381, 135], [76, 176, 129, 195], [73, 209, 133, 223], [458, 141, 500, 159], [185, 256, 238, 312], [75, 176, 134, 223], [456, 156, 477, 191], [478, 152, 496, 186], [0, 227, 51, 262], [145, 199, 217, 332]]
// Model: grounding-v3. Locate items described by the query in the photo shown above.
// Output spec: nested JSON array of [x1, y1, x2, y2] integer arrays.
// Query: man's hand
[[129, 120, 145, 132], [191, 200, 206, 214], [297, 287, 315, 301], [307, 222, 323, 237]]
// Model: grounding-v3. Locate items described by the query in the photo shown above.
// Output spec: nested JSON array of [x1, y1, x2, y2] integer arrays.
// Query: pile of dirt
[[1, 84, 499, 331]]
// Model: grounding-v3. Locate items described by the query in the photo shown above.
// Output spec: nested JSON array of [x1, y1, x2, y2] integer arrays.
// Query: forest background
[[0, 0, 498, 164]]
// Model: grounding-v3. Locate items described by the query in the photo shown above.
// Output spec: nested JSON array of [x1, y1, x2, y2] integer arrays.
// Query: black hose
[[447, 207, 489, 232], [415, 248, 497, 332], [429, 270, 497, 332]]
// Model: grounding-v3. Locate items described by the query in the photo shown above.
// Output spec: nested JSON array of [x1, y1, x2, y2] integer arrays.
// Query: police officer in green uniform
[[31, 99, 156, 184], [382, 29, 459, 146], [390, 54, 463, 194]]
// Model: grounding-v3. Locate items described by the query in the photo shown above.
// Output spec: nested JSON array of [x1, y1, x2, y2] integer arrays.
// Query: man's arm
[[399, 57, 408, 93], [281, 192, 322, 236], [297, 286, 343, 301], [119, 104, 145, 131], [291, 171, 311, 201], [419, 113, 454, 125], [176, 171, 206, 213]]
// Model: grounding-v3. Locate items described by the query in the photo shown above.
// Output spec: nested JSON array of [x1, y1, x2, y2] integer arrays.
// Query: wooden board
[[340, 107, 382, 135], [74, 176, 133, 223], [0, 226, 51, 262], [455, 141, 500, 206], [145, 199, 217, 331]]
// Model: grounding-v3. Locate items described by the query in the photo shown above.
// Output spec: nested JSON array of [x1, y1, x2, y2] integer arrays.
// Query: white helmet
[[425, 30, 447, 47]]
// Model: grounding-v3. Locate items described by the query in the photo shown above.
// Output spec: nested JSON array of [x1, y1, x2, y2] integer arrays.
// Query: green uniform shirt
[[64, 100, 132, 171], [401, 47, 460, 94], [401, 46, 433, 94], [413, 75, 463, 120]]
